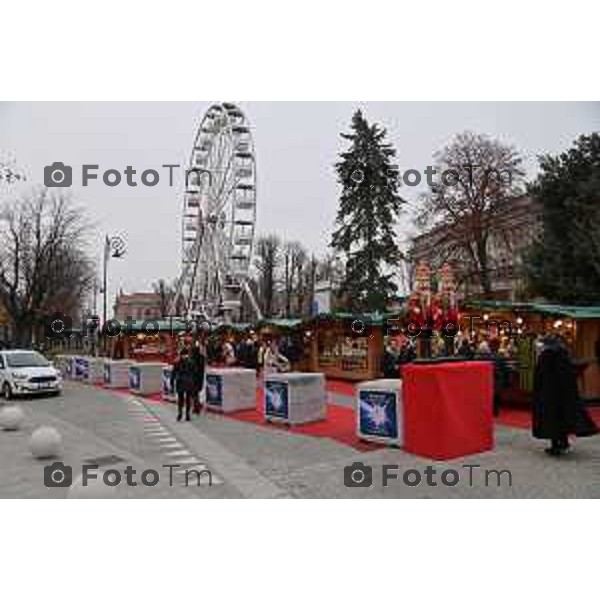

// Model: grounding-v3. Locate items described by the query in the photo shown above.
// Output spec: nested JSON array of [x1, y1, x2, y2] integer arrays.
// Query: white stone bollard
[[0, 406, 25, 431], [68, 471, 118, 499], [29, 426, 62, 459]]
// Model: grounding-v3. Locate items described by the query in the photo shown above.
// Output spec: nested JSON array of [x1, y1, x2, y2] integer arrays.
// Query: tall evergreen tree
[[524, 133, 600, 304], [331, 110, 403, 312]]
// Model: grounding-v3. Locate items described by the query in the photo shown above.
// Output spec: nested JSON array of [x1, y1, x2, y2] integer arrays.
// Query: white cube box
[[356, 379, 403, 446], [87, 357, 105, 385], [54, 355, 72, 379], [264, 372, 326, 425], [103, 359, 134, 388], [161, 365, 177, 402], [72, 356, 103, 384], [72, 356, 90, 381], [205, 367, 256, 413], [129, 362, 167, 396]]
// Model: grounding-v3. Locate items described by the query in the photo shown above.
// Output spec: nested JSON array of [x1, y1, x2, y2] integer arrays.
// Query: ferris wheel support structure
[[170, 102, 261, 323]]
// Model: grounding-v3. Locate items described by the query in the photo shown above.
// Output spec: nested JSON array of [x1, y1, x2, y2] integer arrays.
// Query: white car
[[0, 350, 62, 399]]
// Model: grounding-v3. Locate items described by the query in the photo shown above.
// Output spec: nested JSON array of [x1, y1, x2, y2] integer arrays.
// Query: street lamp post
[[102, 235, 126, 355]]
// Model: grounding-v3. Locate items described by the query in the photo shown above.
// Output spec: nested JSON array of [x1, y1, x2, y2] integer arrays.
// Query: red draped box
[[402, 361, 494, 459]]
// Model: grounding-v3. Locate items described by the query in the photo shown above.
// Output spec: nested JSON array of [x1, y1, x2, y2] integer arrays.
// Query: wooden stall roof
[[257, 318, 304, 330], [309, 311, 403, 326], [531, 304, 600, 320], [463, 300, 600, 320], [462, 300, 532, 312], [214, 322, 253, 333], [124, 318, 191, 333]]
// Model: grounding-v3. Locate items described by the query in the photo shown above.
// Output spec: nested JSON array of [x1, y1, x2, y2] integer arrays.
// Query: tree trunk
[[476, 240, 493, 297], [13, 318, 33, 348]]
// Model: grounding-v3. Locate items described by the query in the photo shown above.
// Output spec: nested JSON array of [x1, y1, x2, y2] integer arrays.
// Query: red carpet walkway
[[223, 387, 377, 451], [101, 380, 600, 451]]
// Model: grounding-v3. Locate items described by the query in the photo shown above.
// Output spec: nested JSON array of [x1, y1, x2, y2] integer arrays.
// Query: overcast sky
[[0, 101, 598, 309]]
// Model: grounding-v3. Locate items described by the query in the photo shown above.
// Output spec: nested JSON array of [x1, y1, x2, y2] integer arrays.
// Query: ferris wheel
[[171, 102, 262, 321]]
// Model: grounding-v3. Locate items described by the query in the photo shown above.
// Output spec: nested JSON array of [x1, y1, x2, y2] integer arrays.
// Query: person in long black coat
[[532, 336, 596, 455], [383, 346, 399, 378], [171, 348, 196, 421], [190, 344, 206, 414]]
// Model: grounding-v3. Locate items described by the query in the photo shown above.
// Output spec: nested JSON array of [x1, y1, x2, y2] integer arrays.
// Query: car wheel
[[2, 382, 13, 400]]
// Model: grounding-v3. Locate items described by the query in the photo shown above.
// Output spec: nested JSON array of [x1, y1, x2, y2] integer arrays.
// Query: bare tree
[[417, 132, 524, 296], [282, 241, 307, 317], [398, 251, 416, 296], [297, 254, 318, 316], [0, 190, 94, 345], [293, 246, 308, 315], [254, 234, 281, 317], [152, 278, 176, 318], [0, 156, 26, 185]]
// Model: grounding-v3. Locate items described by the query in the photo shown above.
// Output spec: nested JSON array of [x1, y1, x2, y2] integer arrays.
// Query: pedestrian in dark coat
[[532, 336, 580, 455], [383, 346, 399, 378], [190, 344, 206, 414], [171, 348, 195, 421]]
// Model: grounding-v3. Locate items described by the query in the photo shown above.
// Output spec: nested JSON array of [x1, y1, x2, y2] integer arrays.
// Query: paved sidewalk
[[2, 382, 600, 498], [0, 384, 240, 498]]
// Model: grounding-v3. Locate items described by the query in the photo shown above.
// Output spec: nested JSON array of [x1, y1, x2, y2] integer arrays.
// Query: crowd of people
[[170, 335, 294, 422], [383, 333, 518, 378]]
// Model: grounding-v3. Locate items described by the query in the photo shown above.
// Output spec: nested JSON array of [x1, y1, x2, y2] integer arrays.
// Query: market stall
[[106, 318, 191, 363], [534, 305, 600, 400], [208, 323, 253, 367], [256, 319, 309, 371], [461, 301, 600, 401], [307, 313, 389, 381]]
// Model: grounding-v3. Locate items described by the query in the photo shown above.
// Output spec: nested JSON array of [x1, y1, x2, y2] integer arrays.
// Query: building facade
[[113, 291, 163, 322], [409, 196, 541, 300]]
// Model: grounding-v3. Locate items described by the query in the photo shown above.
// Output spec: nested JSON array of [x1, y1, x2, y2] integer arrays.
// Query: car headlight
[[12, 371, 28, 380]]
